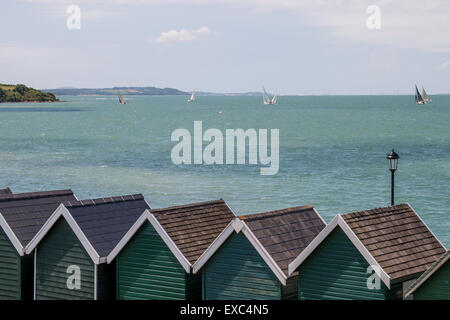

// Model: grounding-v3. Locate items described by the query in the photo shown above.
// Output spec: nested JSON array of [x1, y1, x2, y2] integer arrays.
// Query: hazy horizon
[[2, 1, 450, 95], [38, 85, 450, 96]]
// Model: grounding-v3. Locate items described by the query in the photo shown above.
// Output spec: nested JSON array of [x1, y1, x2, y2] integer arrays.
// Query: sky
[[1, 0, 450, 95]]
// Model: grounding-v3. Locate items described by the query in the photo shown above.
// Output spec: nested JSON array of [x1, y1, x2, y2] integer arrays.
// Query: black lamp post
[[386, 149, 399, 206]]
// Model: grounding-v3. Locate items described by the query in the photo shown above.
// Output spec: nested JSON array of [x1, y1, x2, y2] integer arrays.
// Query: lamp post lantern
[[386, 149, 399, 205]]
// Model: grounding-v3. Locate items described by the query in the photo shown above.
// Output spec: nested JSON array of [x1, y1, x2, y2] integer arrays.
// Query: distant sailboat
[[422, 87, 432, 103], [262, 86, 277, 105], [118, 91, 128, 105], [187, 91, 195, 102], [414, 85, 425, 105]]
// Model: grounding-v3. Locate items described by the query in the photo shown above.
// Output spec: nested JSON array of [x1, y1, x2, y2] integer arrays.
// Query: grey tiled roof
[[65, 194, 150, 258], [0, 189, 76, 247], [152, 199, 235, 264], [241, 205, 326, 276], [342, 203, 446, 281]]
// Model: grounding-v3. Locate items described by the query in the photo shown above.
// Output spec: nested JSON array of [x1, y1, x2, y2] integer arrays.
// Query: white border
[[25, 204, 101, 264], [0, 212, 24, 256], [192, 217, 288, 285], [106, 210, 192, 273], [288, 215, 391, 289]]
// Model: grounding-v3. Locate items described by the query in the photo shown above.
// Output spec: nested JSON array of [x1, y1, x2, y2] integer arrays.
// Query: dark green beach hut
[[25, 194, 149, 300], [107, 199, 235, 300], [193, 205, 326, 300], [0, 189, 77, 300], [404, 250, 449, 300], [288, 204, 447, 300]]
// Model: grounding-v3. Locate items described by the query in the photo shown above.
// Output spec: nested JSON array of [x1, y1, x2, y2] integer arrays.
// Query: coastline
[[0, 100, 63, 104]]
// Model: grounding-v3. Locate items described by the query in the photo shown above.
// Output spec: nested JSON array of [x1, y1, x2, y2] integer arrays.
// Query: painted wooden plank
[[117, 222, 195, 300], [298, 227, 389, 300], [35, 218, 95, 300], [0, 227, 21, 300], [413, 261, 450, 300], [203, 232, 281, 300]]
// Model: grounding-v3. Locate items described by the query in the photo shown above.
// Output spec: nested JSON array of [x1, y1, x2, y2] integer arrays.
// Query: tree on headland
[[0, 88, 6, 102], [0, 84, 58, 103]]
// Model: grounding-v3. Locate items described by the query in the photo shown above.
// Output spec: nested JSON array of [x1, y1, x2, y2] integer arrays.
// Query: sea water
[[0, 95, 448, 246]]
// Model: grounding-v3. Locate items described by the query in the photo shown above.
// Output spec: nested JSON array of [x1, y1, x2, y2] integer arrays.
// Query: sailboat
[[414, 85, 425, 105], [187, 91, 195, 102], [422, 87, 432, 103], [118, 91, 128, 105], [262, 86, 277, 105]]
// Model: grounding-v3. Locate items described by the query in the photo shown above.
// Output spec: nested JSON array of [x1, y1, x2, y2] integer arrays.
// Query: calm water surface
[[0, 95, 448, 246]]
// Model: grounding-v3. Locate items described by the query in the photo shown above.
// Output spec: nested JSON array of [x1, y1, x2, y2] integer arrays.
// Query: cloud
[[156, 26, 213, 44], [441, 61, 450, 70], [21, 0, 450, 52]]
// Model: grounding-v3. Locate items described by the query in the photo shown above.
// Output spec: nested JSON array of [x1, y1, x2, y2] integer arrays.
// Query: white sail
[[188, 91, 195, 102], [118, 91, 128, 105], [271, 95, 277, 104], [262, 86, 277, 105], [415, 85, 425, 105], [422, 87, 431, 103]]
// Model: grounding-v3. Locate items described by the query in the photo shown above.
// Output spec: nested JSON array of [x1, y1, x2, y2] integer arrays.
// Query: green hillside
[[0, 84, 59, 103]]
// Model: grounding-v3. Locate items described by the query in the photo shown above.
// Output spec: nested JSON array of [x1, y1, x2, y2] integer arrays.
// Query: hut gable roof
[[342, 203, 446, 282], [193, 205, 326, 285], [0, 187, 12, 195], [63, 194, 150, 259], [0, 189, 76, 253], [241, 205, 326, 275], [25, 194, 150, 264], [152, 199, 235, 265], [288, 204, 446, 288], [404, 250, 449, 298]]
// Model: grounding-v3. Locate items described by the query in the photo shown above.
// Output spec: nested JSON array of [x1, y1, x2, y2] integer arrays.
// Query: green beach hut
[[25, 194, 149, 300], [0, 189, 77, 300], [404, 250, 449, 300], [107, 199, 235, 300], [193, 205, 326, 300], [288, 204, 447, 300]]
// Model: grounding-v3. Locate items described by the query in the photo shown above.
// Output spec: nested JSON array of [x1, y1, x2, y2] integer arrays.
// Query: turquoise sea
[[0, 95, 448, 246]]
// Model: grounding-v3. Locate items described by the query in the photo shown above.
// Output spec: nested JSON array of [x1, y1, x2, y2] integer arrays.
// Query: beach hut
[[404, 250, 449, 300], [25, 194, 149, 300], [0, 190, 77, 300], [0, 187, 12, 195], [193, 205, 326, 300], [288, 204, 447, 300], [107, 199, 235, 300]]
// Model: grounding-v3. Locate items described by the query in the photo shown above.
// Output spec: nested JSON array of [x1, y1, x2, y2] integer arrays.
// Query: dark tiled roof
[[152, 199, 235, 265], [0, 190, 76, 247], [241, 205, 326, 276], [342, 204, 446, 281], [65, 194, 149, 258], [0, 187, 12, 195]]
